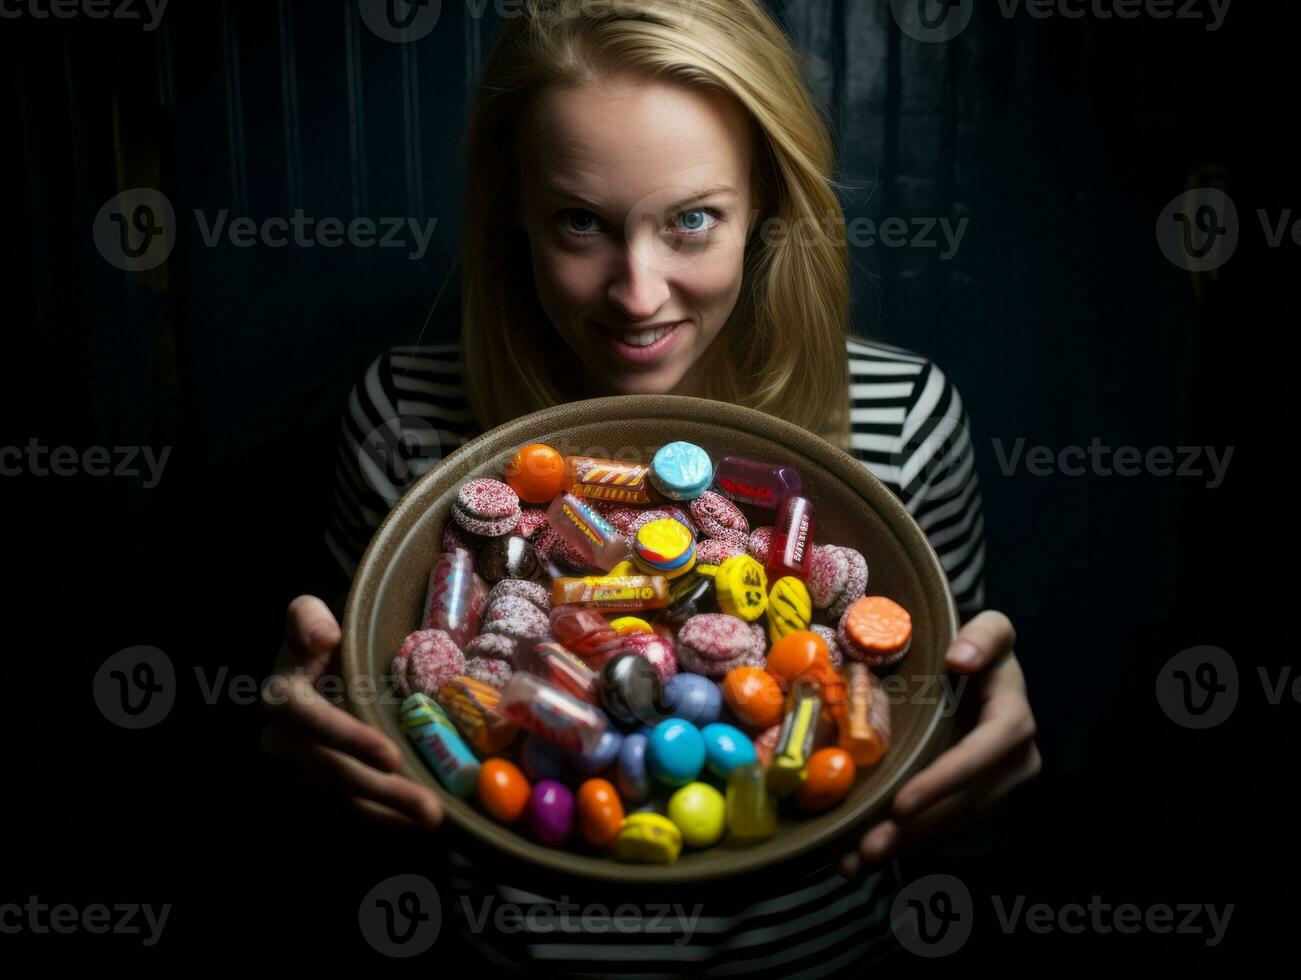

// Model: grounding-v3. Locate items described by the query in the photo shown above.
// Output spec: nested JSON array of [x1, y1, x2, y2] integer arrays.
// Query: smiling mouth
[[593, 320, 687, 363]]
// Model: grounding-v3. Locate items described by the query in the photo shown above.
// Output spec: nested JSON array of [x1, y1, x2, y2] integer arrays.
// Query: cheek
[[679, 245, 747, 338], [530, 243, 603, 319]]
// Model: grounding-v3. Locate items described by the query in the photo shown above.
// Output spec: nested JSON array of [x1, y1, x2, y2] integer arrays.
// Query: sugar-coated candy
[[598, 653, 668, 730], [809, 625, 846, 669], [796, 748, 856, 813], [505, 443, 565, 503], [747, 526, 772, 563], [842, 662, 891, 766], [663, 673, 723, 726], [767, 576, 812, 645], [513, 507, 550, 540], [837, 595, 913, 667], [765, 495, 815, 581], [463, 656, 513, 690], [714, 456, 803, 509], [549, 605, 624, 660], [547, 493, 629, 572], [667, 782, 726, 847], [610, 615, 653, 635], [590, 501, 642, 531], [436, 675, 518, 755], [400, 693, 479, 798], [614, 812, 682, 863], [499, 672, 608, 754], [399, 629, 466, 697], [463, 632, 518, 663], [713, 555, 769, 622], [577, 778, 626, 847], [527, 779, 575, 846], [486, 578, 552, 614], [609, 630, 679, 684], [649, 441, 714, 501], [478, 758, 531, 823], [520, 734, 569, 782], [725, 763, 778, 842], [767, 686, 821, 797], [422, 550, 489, 648], [721, 666, 784, 729], [481, 594, 551, 642], [453, 478, 522, 537], [632, 518, 697, 580], [701, 722, 757, 778], [676, 613, 765, 677], [477, 534, 543, 584], [563, 456, 654, 504], [532, 641, 599, 702], [616, 731, 651, 804], [552, 574, 670, 611], [687, 490, 750, 548], [811, 545, 869, 619], [646, 718, 706, 787]]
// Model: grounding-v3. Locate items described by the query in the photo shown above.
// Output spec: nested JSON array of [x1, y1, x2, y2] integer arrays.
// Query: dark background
[[6, 0, 1293, 975]]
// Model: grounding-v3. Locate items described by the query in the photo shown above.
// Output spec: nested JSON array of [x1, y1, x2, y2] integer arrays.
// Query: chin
[[604, 367, 687, 396]]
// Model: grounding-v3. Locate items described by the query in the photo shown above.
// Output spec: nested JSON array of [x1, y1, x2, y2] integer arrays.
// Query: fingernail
[[838, 854, 860, 880], [950, 639, 981, 667]]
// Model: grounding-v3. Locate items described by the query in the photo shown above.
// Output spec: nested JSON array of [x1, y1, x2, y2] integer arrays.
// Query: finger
[[261, 673, 402, 773], [341, 796, 434, 833], [946, 609, 1017, 672], [276, 595, 342, 681], [891, 690, 1037, 820], [263, 722, 444, 828]]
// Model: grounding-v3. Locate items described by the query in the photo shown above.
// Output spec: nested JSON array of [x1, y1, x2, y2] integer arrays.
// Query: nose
[[605, 236, 672, 322]]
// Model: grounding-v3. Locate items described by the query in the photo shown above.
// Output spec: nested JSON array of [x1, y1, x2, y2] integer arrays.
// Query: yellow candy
[[611, 616, 654, 635], [613, 812, 683, 863], [633, 518, 696, 580], [767, 576, 813, 645], [609, 559, 638, 577], [714, 555, 768, 622], [695, 563, 719, 578], [667, 783, 726, 847]]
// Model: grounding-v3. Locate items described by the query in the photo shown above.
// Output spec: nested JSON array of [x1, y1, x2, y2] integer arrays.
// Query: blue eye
[[671, 208, 719, 236], [563, 209, 601, 235]]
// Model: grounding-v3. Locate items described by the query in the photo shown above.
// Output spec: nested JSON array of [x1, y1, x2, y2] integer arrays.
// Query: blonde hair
[[459, 0, 851, 450]]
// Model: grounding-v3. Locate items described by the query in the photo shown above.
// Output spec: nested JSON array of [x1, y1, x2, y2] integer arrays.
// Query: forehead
[[519, 74, 754, 206]]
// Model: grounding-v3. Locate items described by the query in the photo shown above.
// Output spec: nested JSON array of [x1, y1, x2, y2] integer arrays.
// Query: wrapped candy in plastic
[[530, 641, 600, 703], [422, 550, 488, 648], [499, 672, 608, 754], [549, 604, 624, 661], [400, 694, 479, 797], [713, 456, 803, 509], [563, 456, 654, 504], [436, 675, 518, 756], [546, 493, 629, 572], [841, 662, 891, 767], [765, 495, 815, 582], [766, 683, 822, 797], [725, 763, 778, 841], [552, 574, 670, 611]]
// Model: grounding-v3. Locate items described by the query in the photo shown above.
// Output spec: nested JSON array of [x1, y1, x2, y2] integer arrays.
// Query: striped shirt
[[325, 336, 986, 975]]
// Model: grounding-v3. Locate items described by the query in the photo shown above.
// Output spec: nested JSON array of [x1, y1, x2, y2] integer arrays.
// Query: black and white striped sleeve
[[846, 339, 987, 619]]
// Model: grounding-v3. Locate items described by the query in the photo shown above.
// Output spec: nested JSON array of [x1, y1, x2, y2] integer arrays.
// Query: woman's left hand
[[839, 610, 1041, 878]]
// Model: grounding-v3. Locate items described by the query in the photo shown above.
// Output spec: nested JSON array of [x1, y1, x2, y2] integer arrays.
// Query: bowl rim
[[341, 393, 959, 883]]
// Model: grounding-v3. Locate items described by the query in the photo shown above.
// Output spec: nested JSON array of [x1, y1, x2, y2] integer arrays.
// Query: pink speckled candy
[[487, 578, 552, 614], [390, 652, 412, 698], [481, 594, 550, 641], [442, 523, 483, 558], [694, 538, 745, 567], [809, 545, 869, 619], [591, 501, 643, 532], [464, 656, 514, 689], [676, 613, 760, 678], [747, 526, 773, 563], [452, 478, 521, 537], [401, 629, 465, 696], [464, 632, 518, 662], [688, 491, 750, 548], [513, 508, 550, 540], [827, 546, 868, 620], [810, 624, 846, 669]]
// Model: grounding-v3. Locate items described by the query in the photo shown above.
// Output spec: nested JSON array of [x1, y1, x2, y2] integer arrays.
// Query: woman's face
[[517, 74, 758, 397]]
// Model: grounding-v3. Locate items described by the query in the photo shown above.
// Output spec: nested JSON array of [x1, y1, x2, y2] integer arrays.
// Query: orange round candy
[[721, 666, 784, 729], [796, 747, 856, 813], [577, 778, 625, 847], [505, 443, 565, 503], [842, 596, 912, 657], [478, 758, 531, 823], [766, 630, 831, 688]]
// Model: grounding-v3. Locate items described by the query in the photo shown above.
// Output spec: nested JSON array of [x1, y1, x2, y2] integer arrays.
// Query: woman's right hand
[[259, 595, 445, 831]]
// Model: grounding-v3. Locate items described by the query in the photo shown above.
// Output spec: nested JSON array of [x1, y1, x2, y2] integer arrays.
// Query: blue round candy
[[616, 732, 651, 804], [646, 718, 706, 787], [664, 673, 723, 726], [520, 734, 568, 782], [700, 722, 757, 778], [569, 727, 624, 776], [650, 441, 714, 501]]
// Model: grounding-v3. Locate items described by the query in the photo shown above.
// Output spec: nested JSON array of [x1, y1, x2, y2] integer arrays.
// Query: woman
[[262, 0, 1039, 972]]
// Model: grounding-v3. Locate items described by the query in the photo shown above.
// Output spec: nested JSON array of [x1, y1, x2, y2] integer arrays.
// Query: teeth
[[622, 324, 674, 347]]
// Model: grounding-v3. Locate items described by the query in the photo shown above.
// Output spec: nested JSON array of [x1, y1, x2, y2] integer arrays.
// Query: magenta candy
[[714, 456, 803, 509], [527, 779, 575, 846], [421, 550, 488, 648]]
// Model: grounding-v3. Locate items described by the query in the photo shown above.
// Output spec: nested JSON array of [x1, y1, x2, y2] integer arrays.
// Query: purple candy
[[528, 779, 575, 846]]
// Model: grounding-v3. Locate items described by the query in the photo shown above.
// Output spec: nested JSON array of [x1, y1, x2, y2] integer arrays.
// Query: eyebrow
[[546, 184, 737, 211]]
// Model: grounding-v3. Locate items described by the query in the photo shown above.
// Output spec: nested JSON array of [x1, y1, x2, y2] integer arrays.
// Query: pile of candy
[[391, 442, 910, 863]]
